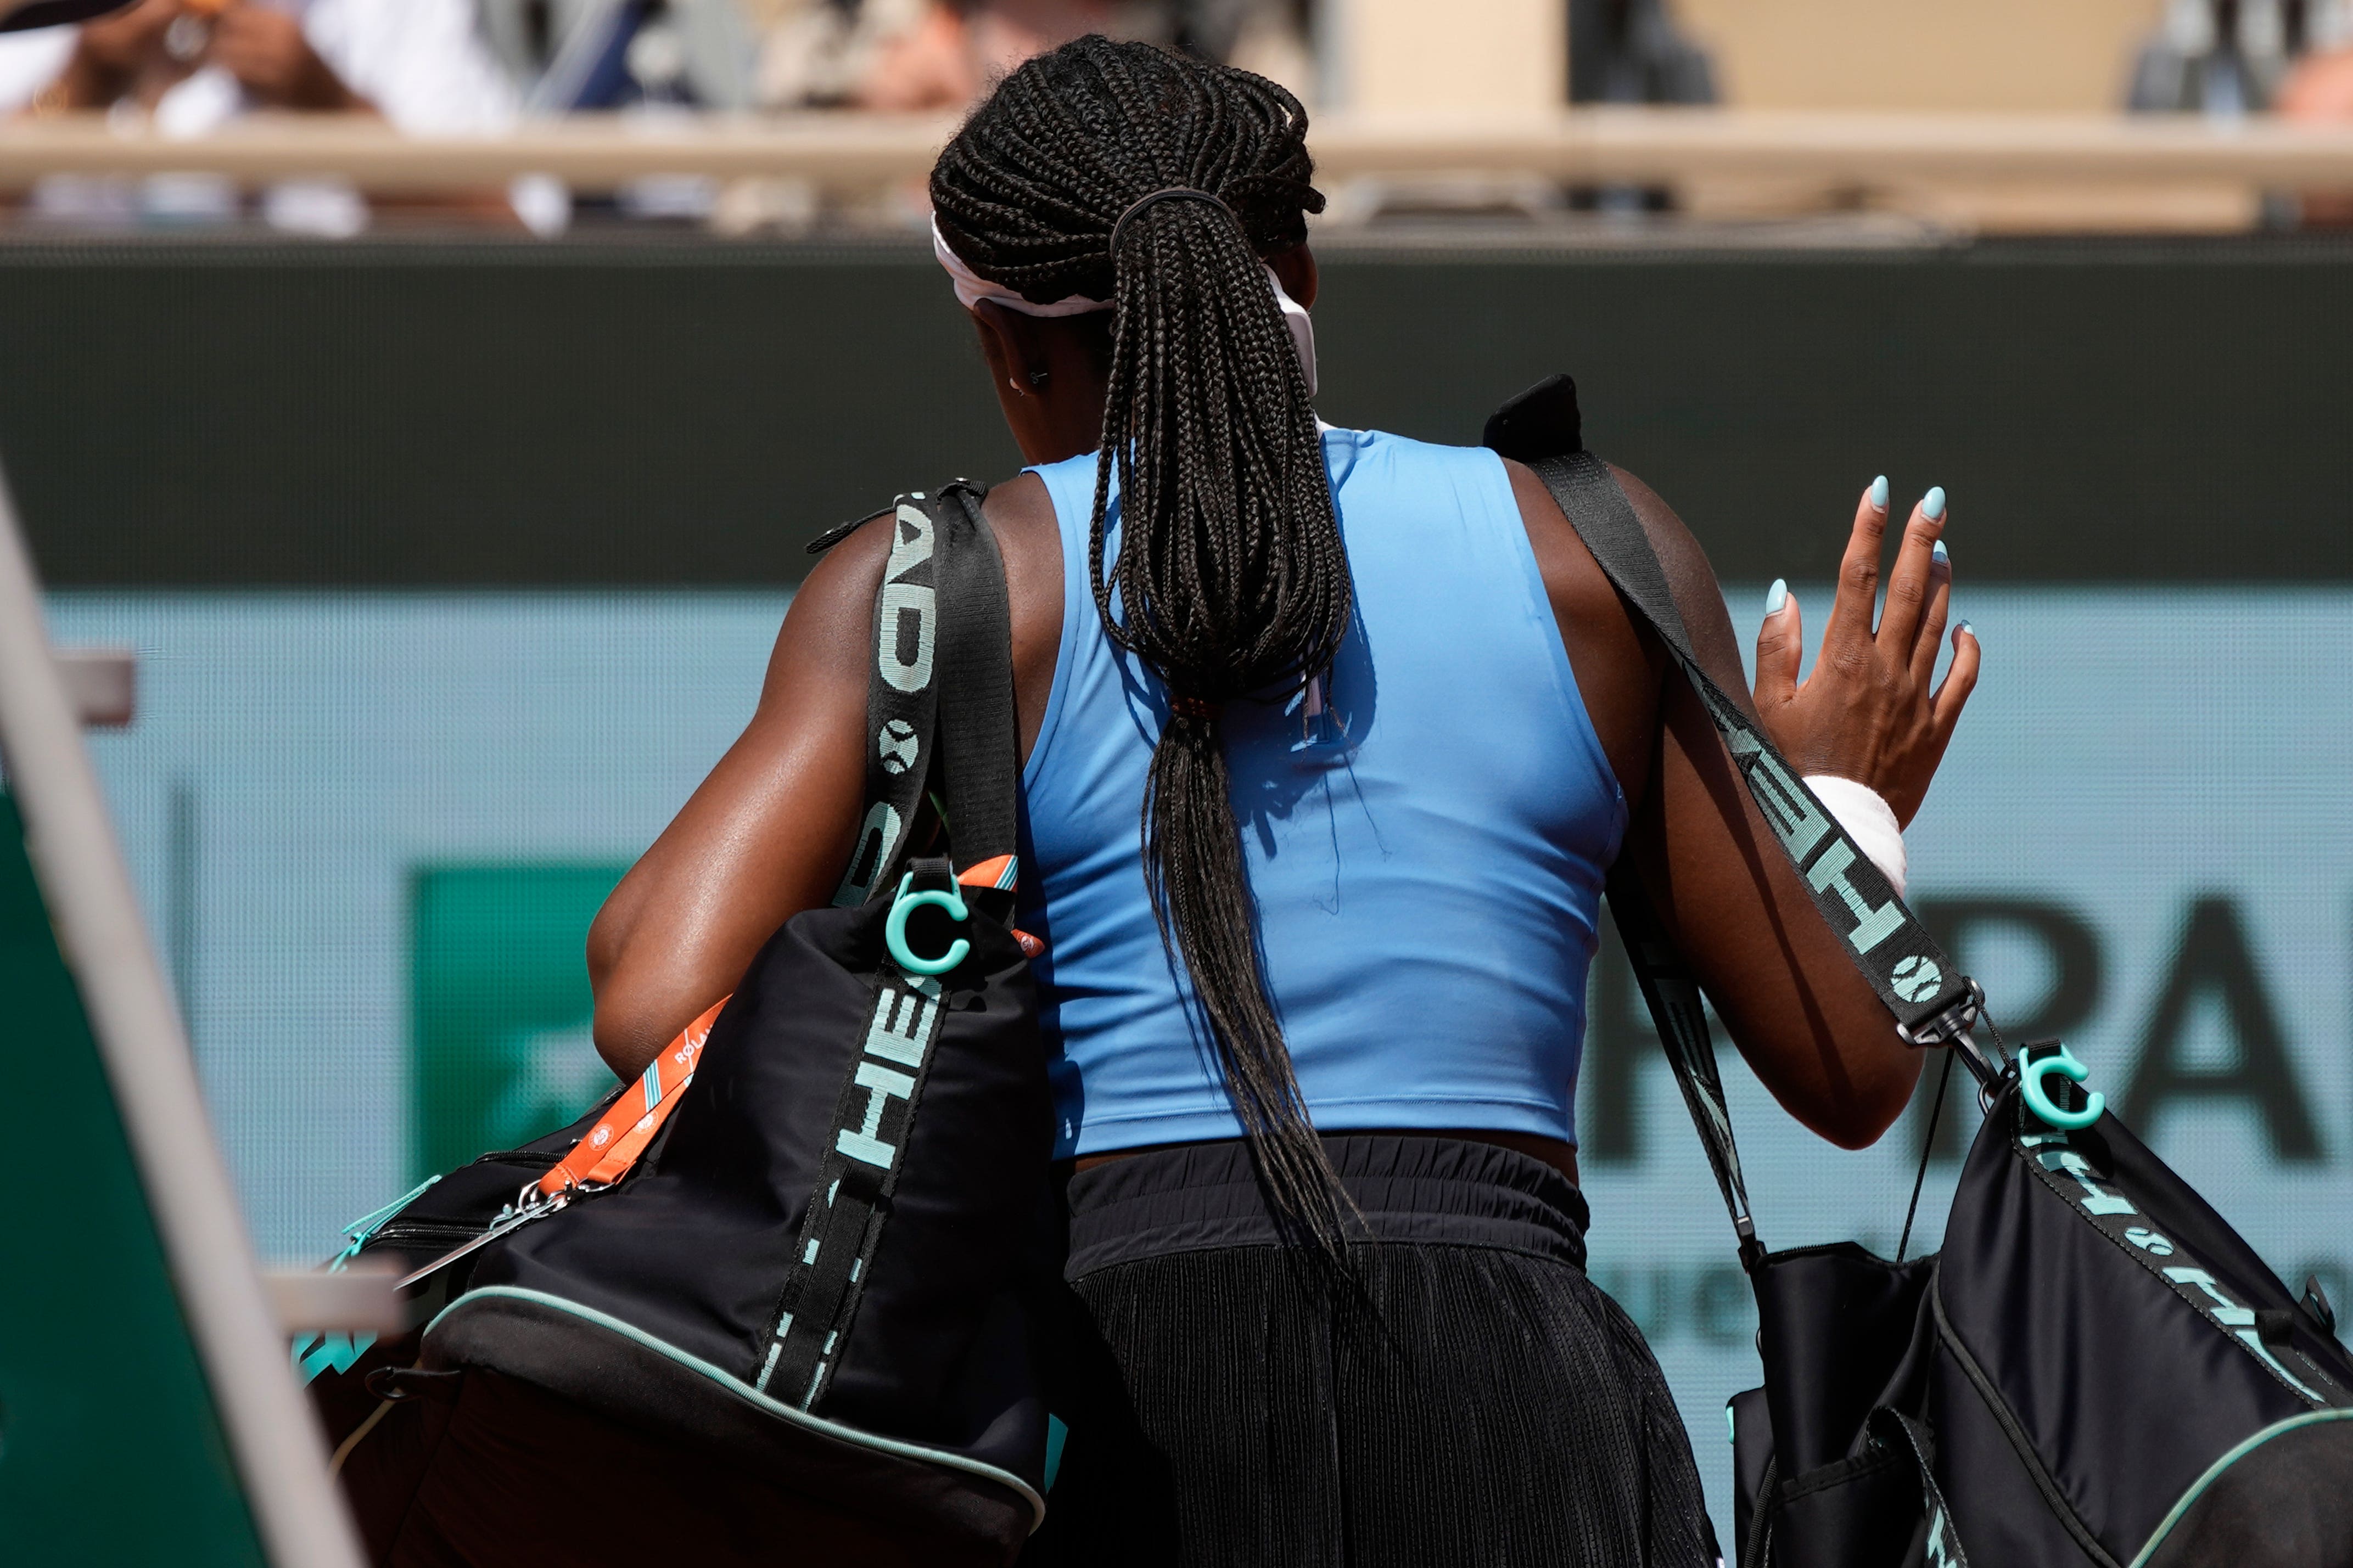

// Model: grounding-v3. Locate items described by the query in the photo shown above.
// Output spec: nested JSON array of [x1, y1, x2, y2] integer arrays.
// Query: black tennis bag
[[1492, 375, 2353, 1568], [311, 484, 1057, 1565]]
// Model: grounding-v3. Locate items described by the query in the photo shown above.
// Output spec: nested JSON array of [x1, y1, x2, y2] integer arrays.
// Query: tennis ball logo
[[1891, 956, 1943, 1003], [878, 719, 920, 775]]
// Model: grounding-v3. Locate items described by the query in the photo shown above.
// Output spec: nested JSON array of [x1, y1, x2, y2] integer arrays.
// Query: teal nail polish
[[1931, 539, 1949, 566], [1957, 620, 1975, 640], [1765, 578, 1788, 615], [1922, 485, 1947, 521], [1868, 474, 1889, 510]]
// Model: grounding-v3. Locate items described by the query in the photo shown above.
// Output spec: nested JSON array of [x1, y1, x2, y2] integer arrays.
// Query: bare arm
[[1509, 461, 1979, 1148], [587, 476, 1063, 1078]]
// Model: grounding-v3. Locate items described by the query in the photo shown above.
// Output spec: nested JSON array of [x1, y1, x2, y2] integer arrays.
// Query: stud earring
[[1028, 368, 1050, 388]]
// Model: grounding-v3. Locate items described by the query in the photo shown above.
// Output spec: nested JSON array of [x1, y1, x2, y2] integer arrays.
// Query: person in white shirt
[[0, 0, 529, 234]]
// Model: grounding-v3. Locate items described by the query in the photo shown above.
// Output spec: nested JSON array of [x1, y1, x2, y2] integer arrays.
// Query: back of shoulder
[[978, 470, 1062, 603]]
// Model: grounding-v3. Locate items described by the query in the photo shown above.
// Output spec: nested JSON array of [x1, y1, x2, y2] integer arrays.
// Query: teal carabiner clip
[[885, 871, 971, 976], [2021, 1046, 2104, 1131]]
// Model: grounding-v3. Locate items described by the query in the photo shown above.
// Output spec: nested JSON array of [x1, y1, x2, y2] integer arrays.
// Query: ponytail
[[933, 39, 1358, 1261]]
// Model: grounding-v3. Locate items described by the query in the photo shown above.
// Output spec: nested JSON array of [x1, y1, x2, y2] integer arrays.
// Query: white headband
[[930, 216, 1318, 398]]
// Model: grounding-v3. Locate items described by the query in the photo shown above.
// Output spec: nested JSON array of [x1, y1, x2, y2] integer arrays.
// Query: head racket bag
[[1491, 374, 2353, 1568], [314, 484, 1057, 1566]]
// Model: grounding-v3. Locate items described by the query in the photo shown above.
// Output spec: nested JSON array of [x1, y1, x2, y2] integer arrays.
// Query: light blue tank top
[[1017, 428, 1626, 1159]]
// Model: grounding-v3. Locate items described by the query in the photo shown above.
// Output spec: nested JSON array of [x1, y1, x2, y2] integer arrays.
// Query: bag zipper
[[361, 1218, 491, 1250]]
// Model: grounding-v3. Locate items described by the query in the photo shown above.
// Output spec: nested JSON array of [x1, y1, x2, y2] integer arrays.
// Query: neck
[[972, 305, 1114, 466]]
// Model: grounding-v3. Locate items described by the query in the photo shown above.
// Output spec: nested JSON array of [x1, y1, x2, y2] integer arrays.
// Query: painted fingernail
[[1868, 474, 1889, 511], [1956, 620, 1975, 641], [1922, 485, 1947, 521], [1931, 539, 1949, 567], [1765, 578, 1788, 616]]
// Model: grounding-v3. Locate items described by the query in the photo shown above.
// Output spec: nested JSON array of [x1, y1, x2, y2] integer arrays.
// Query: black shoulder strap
[[825, 482, 1020, 913], [1484, 375, 1996, 1257], [831, 491, 950, 907], [762, 482, 1020, 1411], [932, 486, 1020, 918]]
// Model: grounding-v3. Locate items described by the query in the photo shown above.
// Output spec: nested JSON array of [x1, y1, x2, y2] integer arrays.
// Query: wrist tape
[[1802, 775, 1907, 897]]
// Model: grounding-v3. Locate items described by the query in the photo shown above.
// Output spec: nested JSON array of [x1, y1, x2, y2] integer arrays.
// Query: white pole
[[0, 462, 368, 1568]]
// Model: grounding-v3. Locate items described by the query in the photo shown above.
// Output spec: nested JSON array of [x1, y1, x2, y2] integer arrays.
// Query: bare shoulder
[[979, 469, 1059, 592], [979, 471, 1063, 761], [1602, 462, 1754, 714], [1499, 455, 1661, 802], [756, 505, 898, 704], [1606, 463, 1717, 613]]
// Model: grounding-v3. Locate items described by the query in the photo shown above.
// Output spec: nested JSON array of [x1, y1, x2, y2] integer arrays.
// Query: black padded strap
[[831, 492, 951, 907], [932, 486, 1020, 909], [826, 481, 1020, 909], [762, 483, 1024, 1408]]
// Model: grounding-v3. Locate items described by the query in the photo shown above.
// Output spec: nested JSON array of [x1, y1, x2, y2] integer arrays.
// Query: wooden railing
[[4, 108, 2352, 193]]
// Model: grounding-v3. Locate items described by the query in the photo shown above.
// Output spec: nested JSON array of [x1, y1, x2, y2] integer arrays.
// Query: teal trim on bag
[[2128, 1408, 2353, 1567], [332, 1174, 442, 1267], [1044, 1414, 1068, 1491], [425, 1285, 1048, 1531]]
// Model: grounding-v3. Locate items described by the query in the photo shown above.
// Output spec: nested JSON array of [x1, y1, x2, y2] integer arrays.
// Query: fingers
[[1930, 621, 1980, 740], [1875, 486, 1947, 656], [1753, 578, 1802, 710], [1909, 537, 1952, 689], [1822, 475, 1890, 661]]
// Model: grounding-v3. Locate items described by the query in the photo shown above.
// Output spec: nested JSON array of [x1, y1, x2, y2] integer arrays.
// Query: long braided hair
[[932, 38, 1355, 1260]]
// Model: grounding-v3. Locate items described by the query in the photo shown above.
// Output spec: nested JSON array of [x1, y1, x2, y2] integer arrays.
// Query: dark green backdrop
[[1, 234, 2346, 586]]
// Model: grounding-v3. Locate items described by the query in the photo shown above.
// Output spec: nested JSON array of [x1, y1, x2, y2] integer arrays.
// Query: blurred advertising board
[[48, 585, 2353, 1538]]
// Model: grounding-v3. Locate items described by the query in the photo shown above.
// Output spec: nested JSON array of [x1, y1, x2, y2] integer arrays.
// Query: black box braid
[[932, 37, 1358, 1264]]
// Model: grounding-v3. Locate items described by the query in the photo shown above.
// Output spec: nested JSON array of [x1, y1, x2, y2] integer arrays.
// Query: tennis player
[[590, 37, 1980, 1565]]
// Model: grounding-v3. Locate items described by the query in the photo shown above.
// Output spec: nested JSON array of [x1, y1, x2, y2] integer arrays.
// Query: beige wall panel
[[1344, 0, 1566, 113], [1673, 0, 2166, 111]]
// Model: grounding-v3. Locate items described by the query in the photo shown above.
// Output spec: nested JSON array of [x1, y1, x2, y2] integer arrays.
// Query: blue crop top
[[1016, 428, 1627, 1159]]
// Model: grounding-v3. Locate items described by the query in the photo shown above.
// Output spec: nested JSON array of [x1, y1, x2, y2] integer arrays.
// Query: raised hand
[[1749, 476, 1980, 827]]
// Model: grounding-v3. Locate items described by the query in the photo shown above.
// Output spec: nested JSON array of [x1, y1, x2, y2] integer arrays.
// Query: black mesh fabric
[[1022, 1135, 1715, 1567]]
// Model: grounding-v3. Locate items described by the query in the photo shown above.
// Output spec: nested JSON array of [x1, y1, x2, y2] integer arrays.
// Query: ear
[[972, 299, 1051, 396], [1268, 244, 1318, 311]]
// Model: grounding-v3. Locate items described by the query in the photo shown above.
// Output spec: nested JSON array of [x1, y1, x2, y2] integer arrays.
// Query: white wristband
[[1802, 775, 1907, 897]]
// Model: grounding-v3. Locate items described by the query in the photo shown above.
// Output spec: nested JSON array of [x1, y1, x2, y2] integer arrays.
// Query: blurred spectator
[[2123, 0, 2352, 115], [2280, 37, 2353, 117], [0, 0, 525, 233], [1566, 0, 1713, 216], [518, 0, 755, 113], [1567, 0, 1713, 106], [755, 0, 1306, 113], [758, 0, 1122, 111], [2277, 23, 2353, 223]]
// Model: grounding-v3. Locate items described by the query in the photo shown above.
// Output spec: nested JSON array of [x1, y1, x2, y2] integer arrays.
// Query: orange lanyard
[[537, 997, 726, 1198]]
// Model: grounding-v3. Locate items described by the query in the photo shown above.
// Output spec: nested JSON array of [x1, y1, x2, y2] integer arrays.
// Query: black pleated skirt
[[1021, 1134, 1717, 1568]]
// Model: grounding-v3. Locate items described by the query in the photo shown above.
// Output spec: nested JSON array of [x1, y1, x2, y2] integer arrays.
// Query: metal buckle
[[1895, 977, 1984, 1048], [393, 1179, 570, 1291], [1896, 978, 2008, 1094]]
